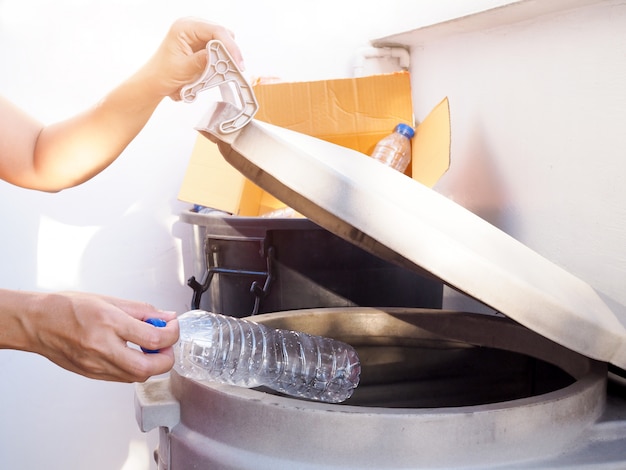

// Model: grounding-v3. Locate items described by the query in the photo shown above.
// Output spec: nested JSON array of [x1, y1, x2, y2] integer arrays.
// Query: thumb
[[189, 49, 209, 80], [170, 50, 208, 101]]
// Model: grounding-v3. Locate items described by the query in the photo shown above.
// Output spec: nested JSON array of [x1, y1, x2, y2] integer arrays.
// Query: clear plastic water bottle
[[173, 310, 361, 403], [370, 123, 415, 173], [261, 206, 304, 218]]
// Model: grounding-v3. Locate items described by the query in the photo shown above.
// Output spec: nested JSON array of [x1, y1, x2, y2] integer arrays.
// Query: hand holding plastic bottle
[[172, 310, 361, 403], [0, 290, 179, 382]]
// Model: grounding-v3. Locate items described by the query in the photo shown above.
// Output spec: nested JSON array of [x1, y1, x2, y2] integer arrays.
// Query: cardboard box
[[178, 72, 450, 215]]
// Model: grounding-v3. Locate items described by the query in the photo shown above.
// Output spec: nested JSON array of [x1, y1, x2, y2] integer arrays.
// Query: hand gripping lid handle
[[180, 40, 259, 134]]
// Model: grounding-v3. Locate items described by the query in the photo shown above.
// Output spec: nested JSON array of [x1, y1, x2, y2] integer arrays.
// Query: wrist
[[131, 57, 176, 103], [0, 289, 44, 351], [103, 67, 166, 117]]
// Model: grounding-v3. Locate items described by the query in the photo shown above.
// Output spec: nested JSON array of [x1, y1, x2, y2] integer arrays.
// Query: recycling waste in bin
[[135, 43, 626, 469]]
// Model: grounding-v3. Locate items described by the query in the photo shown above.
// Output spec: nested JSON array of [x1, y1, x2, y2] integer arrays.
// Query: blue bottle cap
[[395, 123, 415, 139], [145, 318, 167, 328], [142, 318, 167, 353]]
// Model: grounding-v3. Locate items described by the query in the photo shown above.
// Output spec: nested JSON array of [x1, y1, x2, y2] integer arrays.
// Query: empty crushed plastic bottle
[[370, 123, 415, 173], [260, 206, 304, 219], [173, 310, 361, 403]]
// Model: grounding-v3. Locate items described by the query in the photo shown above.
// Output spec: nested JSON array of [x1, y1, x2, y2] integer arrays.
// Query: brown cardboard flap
[[413, 97, 451, 188], [178, 73, 450, 215]]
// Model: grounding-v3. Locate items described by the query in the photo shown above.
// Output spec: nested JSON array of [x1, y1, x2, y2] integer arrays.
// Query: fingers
[[72, 345, 175, 383], [23, 291, 181, 383], [102, 295, 177, 322], [107, 299, 180, 355], [100, 298, 180, 382], [111, 346, 176, 383], [172, 17, 245, 70], [125, 316, 180, 354], [72, 291, 180, 352], [61, 292, 180, 382], [211, 28, 245, 71], [145, 17, 246, 101], [168, 48, 209, 102], [79, 317, 178, 383]]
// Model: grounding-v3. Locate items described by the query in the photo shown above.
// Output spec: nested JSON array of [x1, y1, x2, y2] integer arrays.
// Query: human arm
[[0, 17, 243, 192], [0, 289, 179, 382]]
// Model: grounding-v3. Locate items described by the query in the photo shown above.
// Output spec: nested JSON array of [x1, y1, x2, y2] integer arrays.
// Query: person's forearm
[[32, 68, 164, 192], [0, 288, 179, 381], [1, 19, 242, 192], [0, 289, 40, 351]]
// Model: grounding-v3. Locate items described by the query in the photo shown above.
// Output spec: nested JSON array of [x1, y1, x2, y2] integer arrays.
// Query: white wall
[[390, 0, 626, 317], [0, 1, 512, 469]]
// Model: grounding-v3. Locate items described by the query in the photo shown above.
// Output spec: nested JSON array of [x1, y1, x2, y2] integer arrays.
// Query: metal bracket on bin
[[180, 39, 258, 133], [187, 246, 275, 316]]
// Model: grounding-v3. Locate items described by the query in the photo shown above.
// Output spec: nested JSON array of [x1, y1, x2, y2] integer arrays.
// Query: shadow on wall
[[434, 121, 515, 315], [71, 204, 185, 470], [30, 195, 186, 470], [76, 202, 188, 309], [435, 120, 517, 235]]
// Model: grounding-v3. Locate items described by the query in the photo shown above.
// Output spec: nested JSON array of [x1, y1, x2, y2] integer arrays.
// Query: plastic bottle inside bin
[[263, 123, 414, 218], [174, 310, 361, 403], [260, 206, 304, 219], [370, 123, 415, 173]]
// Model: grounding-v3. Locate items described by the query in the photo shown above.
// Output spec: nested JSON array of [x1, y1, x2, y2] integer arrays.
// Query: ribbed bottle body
[[268, 328, 360, 403], [175, 311, 267, 387], [174, 310, 360, 403], [370, 123, 415, 173]]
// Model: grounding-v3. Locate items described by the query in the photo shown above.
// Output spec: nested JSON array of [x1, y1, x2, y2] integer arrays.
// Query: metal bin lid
[[197, 102, 626, 370]]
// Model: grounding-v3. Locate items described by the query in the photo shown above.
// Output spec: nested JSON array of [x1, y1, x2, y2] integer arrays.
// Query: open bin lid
[[198, 102, 626, 370]]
